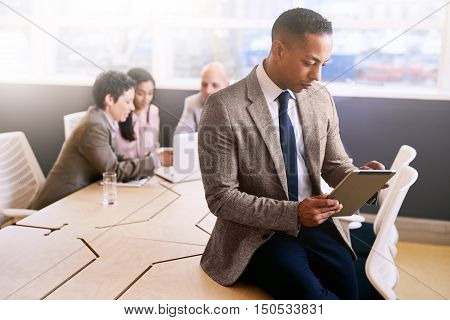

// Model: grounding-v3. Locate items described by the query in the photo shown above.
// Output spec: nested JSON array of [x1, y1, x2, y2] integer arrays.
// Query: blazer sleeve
[[77, 123, 155, 181], [198, 95, 299, 234], [174, 97, 198, 135], [321, 90, 357, 187]]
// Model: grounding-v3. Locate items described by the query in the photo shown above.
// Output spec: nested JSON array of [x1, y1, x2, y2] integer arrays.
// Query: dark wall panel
[[335, 96, 450, 221], [153, 88, 197, 147], [0, 83, 93, 175]]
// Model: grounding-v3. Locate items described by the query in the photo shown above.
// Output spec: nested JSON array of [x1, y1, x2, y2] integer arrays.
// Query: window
[[303, 0, 449, 96], [0, 0, 449, 97]]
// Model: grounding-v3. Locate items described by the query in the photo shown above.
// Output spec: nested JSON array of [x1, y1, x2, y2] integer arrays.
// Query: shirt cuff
[[366, 192, 379, 206]]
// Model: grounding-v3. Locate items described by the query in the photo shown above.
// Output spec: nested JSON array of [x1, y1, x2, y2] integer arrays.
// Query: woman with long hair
[[116, 68, 160, 159]]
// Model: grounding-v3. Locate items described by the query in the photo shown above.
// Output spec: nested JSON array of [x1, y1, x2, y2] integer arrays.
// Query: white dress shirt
[[256, 62, 312, 201], [101, 108, 119, 141]]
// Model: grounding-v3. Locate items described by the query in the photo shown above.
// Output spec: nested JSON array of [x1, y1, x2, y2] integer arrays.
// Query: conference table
[[0, 176, 270, 300]]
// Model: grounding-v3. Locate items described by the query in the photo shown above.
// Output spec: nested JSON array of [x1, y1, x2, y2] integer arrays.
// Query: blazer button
[[262, 233, 271, 240]]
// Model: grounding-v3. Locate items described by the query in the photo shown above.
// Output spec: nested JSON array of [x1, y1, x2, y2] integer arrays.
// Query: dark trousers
[[350, 222, 376, 258], [242, 220, 358, 300]]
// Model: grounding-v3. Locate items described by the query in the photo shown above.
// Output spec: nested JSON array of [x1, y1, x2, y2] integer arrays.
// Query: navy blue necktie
[[278, 91, 298, 201]]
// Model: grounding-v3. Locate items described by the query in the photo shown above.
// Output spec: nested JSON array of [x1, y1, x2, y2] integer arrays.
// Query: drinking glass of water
[[102, 172, 117, 205]]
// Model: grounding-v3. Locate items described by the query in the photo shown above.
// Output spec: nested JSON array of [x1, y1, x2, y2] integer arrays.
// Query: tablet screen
[[328, 170, 396, 217]]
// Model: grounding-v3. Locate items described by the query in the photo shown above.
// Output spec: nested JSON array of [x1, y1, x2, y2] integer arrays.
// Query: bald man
[[174, 62, 229, 135]]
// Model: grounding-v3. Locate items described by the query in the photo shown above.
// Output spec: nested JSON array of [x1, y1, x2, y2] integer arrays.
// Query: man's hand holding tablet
[[326, 169, 396, 217]]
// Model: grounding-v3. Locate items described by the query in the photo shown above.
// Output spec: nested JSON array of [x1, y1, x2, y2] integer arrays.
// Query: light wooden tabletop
[[0, 176, 270, 300]]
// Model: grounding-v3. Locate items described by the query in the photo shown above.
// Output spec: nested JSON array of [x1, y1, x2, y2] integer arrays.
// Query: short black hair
[[92, 70, 136, 110], [272, 8, 332, 42]]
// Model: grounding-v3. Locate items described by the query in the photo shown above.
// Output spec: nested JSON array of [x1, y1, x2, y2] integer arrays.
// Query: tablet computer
[[328, 170, 396, 217]]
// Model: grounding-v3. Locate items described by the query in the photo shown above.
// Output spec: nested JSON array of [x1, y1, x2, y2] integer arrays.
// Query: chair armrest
[[334, 214, 365, 230], [348, 222, 362, 230], [2, 208, 37, 218], [335, 214, 366, 223]]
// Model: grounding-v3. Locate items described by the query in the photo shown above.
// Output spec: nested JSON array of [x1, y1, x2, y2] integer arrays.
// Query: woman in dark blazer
[[30, 71, 157, 210]]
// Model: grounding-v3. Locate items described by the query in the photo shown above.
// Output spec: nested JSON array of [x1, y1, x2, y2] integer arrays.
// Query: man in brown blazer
[[30, 71, 158, 210], [198, 8, 385, 299]]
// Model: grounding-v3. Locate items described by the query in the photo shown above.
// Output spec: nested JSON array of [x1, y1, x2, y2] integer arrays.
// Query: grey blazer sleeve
[[78, 123, 154, 181], [321, 91, 357, 187], [199, 95, 299, 233], [174, 98, 198, 135]]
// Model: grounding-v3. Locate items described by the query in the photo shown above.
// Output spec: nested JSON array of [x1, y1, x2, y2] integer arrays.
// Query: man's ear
[[270, 40, 285, 61]]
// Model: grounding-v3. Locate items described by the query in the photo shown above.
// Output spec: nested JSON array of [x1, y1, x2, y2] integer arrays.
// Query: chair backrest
[[63, 111, 87, 140], [365, 165, 418, 300], [378, 145, 417, 205], [0, 132, 45, 210], [374, 145, 417, 233]]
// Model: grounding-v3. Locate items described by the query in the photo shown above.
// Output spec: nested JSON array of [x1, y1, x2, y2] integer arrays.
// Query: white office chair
[[63, 111, 87, 140], [0, 132, 45, 222], [365, 165, 418, 300], [350, 145, 417, 258], [378, 145, 417, 210], [375, 145, 417, 255]]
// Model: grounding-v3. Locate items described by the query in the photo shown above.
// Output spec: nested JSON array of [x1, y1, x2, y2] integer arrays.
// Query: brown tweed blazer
[[30, 106, 155, 210], [198, 67, 357, 286]]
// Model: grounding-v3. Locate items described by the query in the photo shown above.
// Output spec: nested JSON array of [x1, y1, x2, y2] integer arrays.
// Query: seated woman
[[116, 68, 160, 159], [30, 70, 158, 210], [116, 68, 172, 166]]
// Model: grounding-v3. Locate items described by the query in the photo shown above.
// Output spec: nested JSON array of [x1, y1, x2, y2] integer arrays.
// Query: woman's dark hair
[[119, 68, 156, 142], [92, 70, 136, 110], [127, 68, 155, 86]]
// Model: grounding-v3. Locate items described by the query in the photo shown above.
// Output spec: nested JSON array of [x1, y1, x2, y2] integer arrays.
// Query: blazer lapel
[[245, 70, 288, 198], [295, 90, 321, 194]]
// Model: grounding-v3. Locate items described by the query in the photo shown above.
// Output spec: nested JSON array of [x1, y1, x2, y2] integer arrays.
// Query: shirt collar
[[256, 60, 296, 103], [101, 109, 118, 133]]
